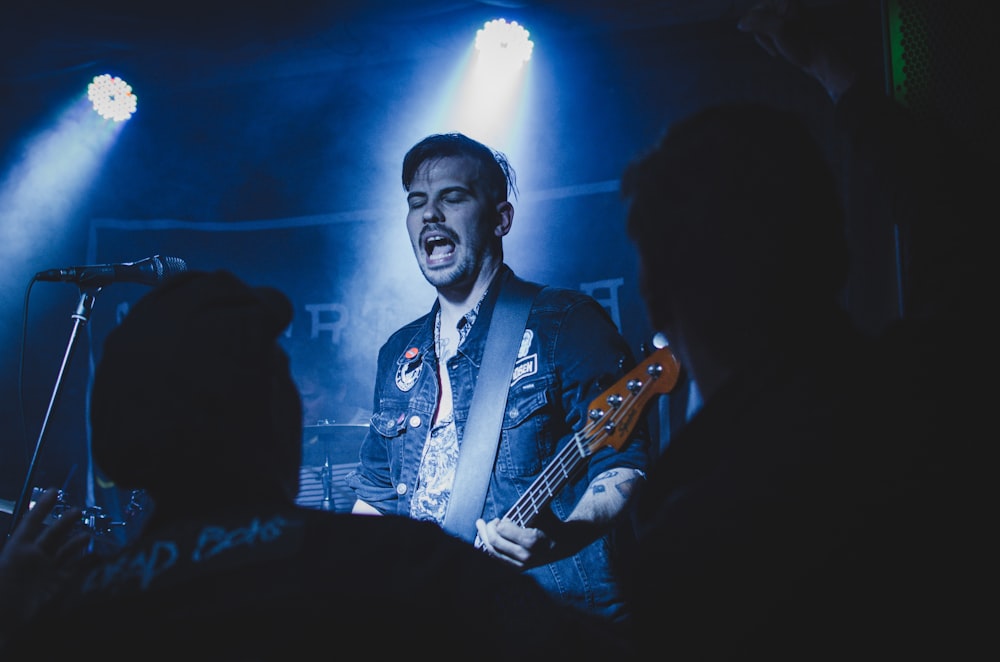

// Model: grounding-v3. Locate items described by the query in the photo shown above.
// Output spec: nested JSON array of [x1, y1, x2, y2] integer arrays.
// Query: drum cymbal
[[302, 423, 367, 466]]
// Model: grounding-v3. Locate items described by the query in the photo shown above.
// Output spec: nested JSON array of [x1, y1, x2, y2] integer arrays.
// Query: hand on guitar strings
[[474, 513, 595, 570]]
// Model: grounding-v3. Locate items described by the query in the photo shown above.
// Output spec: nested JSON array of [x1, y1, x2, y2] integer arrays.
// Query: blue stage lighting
[[88, 74, 137, 122]]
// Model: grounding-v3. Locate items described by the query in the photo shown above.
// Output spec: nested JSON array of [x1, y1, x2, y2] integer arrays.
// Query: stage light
[[475, 18, 533, 69], [402, 16, 535, 164], [88, 74, 137, 122]]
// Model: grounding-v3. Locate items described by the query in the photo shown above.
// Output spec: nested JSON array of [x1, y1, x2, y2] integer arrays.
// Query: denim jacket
[[346, 265, 650, 622]]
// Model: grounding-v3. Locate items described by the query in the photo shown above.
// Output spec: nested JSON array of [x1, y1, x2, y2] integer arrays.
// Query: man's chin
[[421, 257, 457, 276], [420, 266, 456, 288]]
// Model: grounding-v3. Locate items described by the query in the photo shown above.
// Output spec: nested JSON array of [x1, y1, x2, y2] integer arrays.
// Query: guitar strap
[[441, 271, 541, 543]]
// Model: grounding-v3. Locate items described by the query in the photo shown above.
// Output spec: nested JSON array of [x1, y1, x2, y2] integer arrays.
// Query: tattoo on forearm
[[588, 469, 641, 499], [590, 470, 617, 497]]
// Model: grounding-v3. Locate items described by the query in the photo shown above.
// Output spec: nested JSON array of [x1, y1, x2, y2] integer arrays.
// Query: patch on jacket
[[395, 353, 423, 392], [517, 329, 533, 358], [510, 353, 537, 386]]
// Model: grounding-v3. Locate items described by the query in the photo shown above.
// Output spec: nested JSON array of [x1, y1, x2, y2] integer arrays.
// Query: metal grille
[[884, 1, 993, 151]]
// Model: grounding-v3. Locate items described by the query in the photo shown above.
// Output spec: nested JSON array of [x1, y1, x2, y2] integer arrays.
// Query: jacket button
[[408, 415, 422, 428], [396, 483, 407, 495]]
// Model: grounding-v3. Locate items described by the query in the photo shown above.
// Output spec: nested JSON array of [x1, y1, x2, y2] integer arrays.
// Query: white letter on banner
[[305, 303, 348, 343]]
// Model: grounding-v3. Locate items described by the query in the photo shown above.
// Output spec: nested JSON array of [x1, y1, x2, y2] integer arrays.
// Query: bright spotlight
[[475, 19, 533, 69], [87, 74, 137, 122]]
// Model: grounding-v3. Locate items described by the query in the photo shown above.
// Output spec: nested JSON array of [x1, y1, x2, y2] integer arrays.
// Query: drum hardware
[[78, 507, 124, 535], [125, 488, 150, 521], [298, 423, 367, 512], [320, 459, 334, 511], [25, 486, 133, 536], [301, 423, 367, 466]]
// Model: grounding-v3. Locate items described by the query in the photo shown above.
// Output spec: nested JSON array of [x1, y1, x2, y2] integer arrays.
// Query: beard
[[417, 250, 480, 291]]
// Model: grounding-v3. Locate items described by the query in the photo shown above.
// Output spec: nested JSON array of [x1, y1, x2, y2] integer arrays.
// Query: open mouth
[[423, 232, 456, 264]]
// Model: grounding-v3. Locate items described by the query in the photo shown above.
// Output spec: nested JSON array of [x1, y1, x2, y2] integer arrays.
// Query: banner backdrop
[[80, 184, 678, 542]]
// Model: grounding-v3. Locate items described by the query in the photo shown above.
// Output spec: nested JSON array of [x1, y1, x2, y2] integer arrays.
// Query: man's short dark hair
[[401, 132, 517, 206]]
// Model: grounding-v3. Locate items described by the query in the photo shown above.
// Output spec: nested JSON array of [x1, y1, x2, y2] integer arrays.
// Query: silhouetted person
[[616, 1, 989, 658]]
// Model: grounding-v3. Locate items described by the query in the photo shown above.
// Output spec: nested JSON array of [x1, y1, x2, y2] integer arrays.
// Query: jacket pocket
[[371, 408, 407, 438], [498, 377, 553, 476]]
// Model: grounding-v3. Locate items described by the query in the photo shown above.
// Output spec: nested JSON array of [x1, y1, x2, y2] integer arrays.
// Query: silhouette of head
[[622, 102, 848, 362], [89, 270, 302, 509]]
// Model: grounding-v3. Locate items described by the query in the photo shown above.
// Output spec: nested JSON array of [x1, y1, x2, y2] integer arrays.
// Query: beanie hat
[[89, 270, 302, 504]]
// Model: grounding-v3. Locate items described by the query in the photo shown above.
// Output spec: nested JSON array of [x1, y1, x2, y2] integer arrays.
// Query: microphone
[[35, 255, 189, 287]]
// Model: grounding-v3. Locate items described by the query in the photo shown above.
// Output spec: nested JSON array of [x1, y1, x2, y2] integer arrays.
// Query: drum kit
[[296, 423, 367, 513], [1, 486, 150, 555], [2, 424, 368, 546]]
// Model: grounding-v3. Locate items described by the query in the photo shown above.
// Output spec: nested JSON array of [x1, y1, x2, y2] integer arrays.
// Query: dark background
[[1, 1, 994, 530]]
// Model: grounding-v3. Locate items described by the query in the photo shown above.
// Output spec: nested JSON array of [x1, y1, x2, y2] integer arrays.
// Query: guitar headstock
[[584, 345, 681, 452]]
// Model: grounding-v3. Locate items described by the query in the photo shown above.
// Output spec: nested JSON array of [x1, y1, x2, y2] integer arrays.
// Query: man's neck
[[437, 260, 502, 328]]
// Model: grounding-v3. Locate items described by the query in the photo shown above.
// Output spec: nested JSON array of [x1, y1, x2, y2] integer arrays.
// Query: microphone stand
[[6, 286, 101, 539]]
